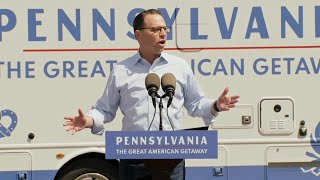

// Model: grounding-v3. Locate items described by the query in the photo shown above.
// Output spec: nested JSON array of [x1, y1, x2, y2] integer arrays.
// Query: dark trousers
[[119, 159, 185, 180]]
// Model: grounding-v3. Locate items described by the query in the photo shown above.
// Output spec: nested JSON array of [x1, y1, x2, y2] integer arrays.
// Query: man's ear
[[134, 30, 140, 40]]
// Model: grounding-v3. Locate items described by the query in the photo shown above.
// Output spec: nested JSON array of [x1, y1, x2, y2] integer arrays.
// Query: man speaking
[[64, 9, 240, 180]]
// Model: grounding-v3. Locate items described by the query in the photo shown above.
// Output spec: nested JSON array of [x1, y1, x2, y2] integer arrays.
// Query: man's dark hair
[[133, 9, 163, 31]]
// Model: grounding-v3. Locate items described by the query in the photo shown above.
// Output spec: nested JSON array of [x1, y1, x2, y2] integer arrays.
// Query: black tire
[[55, 158, 119, 180]]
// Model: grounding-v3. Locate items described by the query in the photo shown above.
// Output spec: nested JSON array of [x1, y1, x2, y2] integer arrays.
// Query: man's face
[[135, 14, 168, 56]]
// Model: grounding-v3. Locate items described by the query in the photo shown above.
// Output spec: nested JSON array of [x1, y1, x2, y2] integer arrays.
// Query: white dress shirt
[[87, 52, 218, 135]]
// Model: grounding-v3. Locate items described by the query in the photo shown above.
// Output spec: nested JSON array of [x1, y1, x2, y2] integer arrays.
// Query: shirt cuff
[[86, 109, 105, 135], [211, 101, 219, 117], [201, 99, 217, 125]]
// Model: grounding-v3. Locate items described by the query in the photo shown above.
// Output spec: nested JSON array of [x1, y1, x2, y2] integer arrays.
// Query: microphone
[[145, 73, 160, 108], [161, 73, 176, 108]]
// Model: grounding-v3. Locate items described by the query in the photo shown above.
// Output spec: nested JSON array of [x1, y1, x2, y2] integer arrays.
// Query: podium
[[105, 126, 217, 180]]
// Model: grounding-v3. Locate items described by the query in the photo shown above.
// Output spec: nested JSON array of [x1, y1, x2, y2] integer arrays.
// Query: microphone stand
[[158, 94, 175, 131], [158, 95, 165, 131]]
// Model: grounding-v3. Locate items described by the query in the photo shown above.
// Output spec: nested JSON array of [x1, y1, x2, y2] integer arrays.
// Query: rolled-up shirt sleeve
[[183, 66, 217, 125], [86, 69, 120, 135]]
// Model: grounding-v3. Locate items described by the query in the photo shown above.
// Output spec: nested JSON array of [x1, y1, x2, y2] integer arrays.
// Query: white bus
[[0, 0, 319, 179]]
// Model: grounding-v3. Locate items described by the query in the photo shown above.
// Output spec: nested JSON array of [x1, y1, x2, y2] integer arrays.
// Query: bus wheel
[[56, 158, 118, 180]]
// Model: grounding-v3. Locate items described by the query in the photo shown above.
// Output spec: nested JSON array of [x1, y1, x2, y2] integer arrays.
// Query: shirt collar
[[160, 52, 171, 63], [132, 51, 170, 65]]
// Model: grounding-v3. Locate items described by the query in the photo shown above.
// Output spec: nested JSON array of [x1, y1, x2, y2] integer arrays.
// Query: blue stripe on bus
[[0, 170, 57, 180], [186, 166, 319, 180]]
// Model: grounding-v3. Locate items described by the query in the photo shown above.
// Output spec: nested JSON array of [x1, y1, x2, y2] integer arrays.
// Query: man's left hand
[[216, 87, 240, 111]]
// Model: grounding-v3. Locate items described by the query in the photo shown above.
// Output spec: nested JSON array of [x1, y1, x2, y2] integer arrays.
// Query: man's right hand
[[63, 108, 93, 134]]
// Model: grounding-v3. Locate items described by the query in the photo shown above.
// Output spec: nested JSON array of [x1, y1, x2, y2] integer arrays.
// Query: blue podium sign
[[105, 130, 218, 159]]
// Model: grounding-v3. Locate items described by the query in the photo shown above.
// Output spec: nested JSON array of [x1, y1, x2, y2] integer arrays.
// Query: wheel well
[[54, 152, 119, 179]]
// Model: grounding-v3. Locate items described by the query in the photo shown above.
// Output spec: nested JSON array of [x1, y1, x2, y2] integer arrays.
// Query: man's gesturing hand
[[63, 108, 93, 134], [216, 87, 240, 111]]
